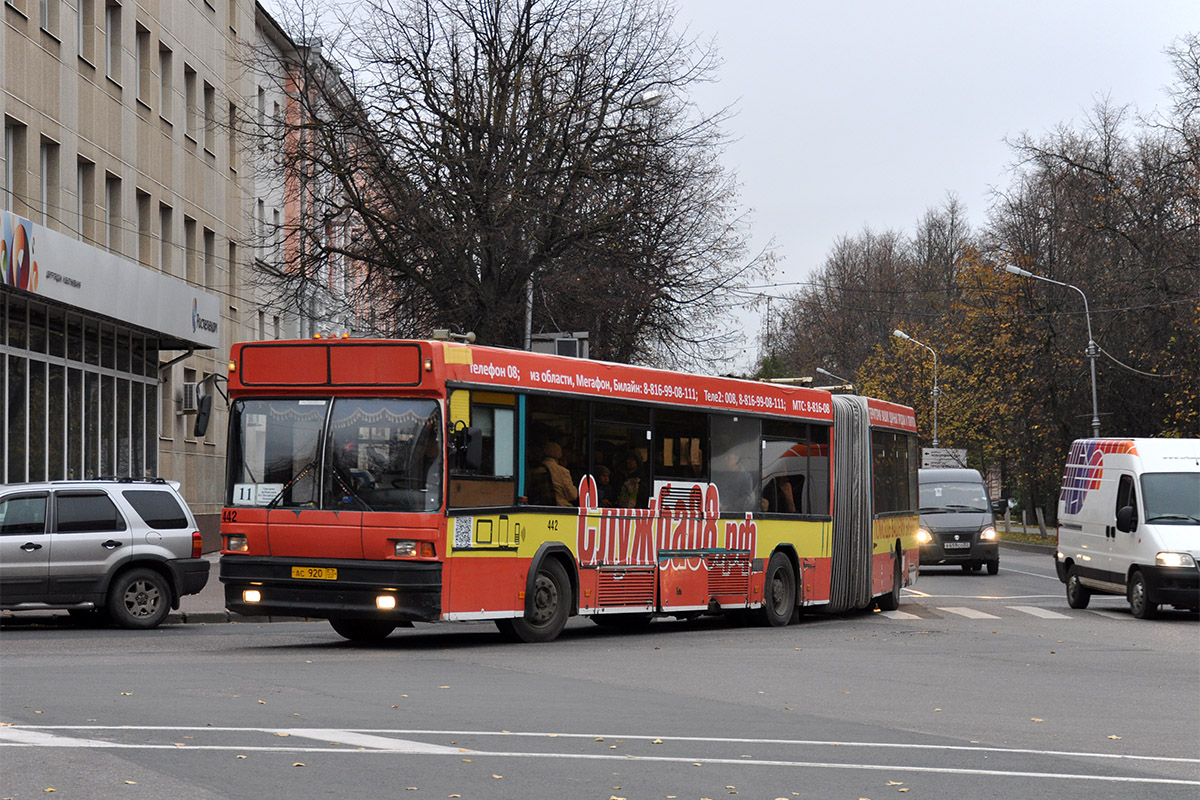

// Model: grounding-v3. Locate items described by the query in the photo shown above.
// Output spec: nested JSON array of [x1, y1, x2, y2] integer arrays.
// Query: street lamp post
[[893, 329, 939, 447], [1005, 265, 1100, 438]]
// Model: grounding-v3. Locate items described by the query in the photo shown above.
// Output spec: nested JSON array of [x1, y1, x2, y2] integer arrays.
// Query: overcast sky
[[673, 0, 1198, 366]]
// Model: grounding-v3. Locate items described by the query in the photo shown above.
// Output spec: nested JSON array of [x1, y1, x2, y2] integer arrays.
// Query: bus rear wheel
[[876, 553, 902, 612], [496, 559, 570, 643], [760, 553, 796, 627], [330, 618, 396, 642]]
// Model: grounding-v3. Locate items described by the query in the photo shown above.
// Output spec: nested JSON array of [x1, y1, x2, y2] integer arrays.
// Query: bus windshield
[[228, 397, 443, 512]]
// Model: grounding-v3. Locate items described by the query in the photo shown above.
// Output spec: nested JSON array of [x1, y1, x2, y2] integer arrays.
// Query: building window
[[183, 215, 197, 284], [255, 199, 265, 261], [227, 241, 238, 295], [203, 82, 216, 153], [158, 44, 172, 122], [203, 227, 215, 287], [135, 24, 151, 104], [39, 0, 59, 36], [136, 189, 151, 266], [76, 158, 94, 241], [256, 86, 265, 150], [183, 65, 198, 141], [228, 101, 238, 170], [104, 172, 121, 251], [78, 0, 96, 63], [159, 203, 173, 275], [39, 139, 60, 227], [4, 118, 28, 215], [272, 208, 281, 262], [105, 1, 122, 84]]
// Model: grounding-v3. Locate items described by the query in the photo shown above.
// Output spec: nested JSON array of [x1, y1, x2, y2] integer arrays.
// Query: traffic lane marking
[[0, 727, 1194, 788], [5, 725, 1196, 767]]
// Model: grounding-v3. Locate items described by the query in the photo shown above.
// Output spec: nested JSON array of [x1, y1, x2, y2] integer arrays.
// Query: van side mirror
[[990, 499, 1006, 517], [1116, 505, 1137, 533]]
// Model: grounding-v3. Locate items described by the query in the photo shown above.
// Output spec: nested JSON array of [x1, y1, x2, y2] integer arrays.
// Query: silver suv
[[0, 479, 210, 629]]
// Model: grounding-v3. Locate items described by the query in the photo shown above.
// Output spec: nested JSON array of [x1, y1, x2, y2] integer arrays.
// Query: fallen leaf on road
[[1108, 735, 1122, 740], [258, 700, 267, 704], [652, 738, 663, 744], [1031, 718, 1044, 723], [292, 763, 305, 767], [275, 733, 291, 737], [236, 755, 247, 759], [492, 774, 502, 779], [124, 781, 136, 785], [886, 781, 904, 786]]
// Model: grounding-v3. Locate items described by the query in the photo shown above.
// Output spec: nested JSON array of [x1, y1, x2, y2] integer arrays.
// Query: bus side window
[[449, 394, 517, 509]]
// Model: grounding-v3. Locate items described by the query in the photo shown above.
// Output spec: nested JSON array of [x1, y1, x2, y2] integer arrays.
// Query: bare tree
[[243, 0, 764, 367]]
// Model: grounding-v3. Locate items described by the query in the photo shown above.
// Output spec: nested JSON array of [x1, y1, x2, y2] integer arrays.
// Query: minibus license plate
[[944, 542, 970, 549], [292, 566, 338, 580]]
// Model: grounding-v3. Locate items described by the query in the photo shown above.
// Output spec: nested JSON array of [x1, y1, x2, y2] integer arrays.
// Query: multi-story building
[[1, 0, 264, 545]]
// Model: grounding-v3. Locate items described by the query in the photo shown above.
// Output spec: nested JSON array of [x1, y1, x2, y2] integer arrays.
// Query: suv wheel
[[107, 567, 171, 629]]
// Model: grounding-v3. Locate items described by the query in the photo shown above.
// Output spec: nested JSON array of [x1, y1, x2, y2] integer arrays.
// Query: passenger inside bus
[[615, 451, 650, 508], [527, 441, 578, 507]]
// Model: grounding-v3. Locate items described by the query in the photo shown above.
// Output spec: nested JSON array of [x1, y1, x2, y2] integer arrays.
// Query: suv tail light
[[191, 531, 203, 559]]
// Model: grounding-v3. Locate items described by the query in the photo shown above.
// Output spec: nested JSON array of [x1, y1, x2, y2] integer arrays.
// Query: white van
[[1055, 438, 1200, 618]]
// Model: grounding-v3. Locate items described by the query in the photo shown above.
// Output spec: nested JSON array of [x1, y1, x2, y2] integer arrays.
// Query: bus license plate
[[292, 566, 338, 580], [944, 541, 971, 549]]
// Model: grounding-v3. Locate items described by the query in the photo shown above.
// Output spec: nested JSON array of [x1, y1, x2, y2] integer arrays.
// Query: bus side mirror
[[193, 394, 213, 438], [464, 427, 483, 471], [1116, 505, 1136, 533]]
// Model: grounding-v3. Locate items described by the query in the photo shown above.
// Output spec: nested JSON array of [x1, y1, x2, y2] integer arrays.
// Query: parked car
[[916, 468, 999, 574], [1055, 438, 1200, 618], [0, 479, 209, 628]]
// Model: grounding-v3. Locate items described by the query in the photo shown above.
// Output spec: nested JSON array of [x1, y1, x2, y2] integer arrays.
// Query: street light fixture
[[893, 329, 939, 447], [816, 366, 851, 385], [1004, 265, 1100, 438]]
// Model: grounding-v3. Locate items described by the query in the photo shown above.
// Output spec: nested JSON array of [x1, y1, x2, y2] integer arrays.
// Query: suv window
[[55, 493, 127, 533], [122, 489, 189, 529], [0, 495, 49, 535]]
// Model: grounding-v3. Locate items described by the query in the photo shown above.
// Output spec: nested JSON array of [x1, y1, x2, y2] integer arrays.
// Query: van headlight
[[916, 528, 933, 544], [979, 526, 997, 541], [1155, 552, 1196, 568]]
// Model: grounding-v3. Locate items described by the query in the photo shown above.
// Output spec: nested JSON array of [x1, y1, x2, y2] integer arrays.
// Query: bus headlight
[[225, 534, 249, 553], [916, 528, 933, 544], [1156, 552, 1196, 568], [395, 540, 418, 557], [980, 526, 997, 541]]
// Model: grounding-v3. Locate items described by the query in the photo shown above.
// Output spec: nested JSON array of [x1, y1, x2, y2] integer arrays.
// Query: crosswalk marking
[[938, 606, 1001, 619], [877, 610, 920, 620], [279, 729, 465, 754], [1007, 605, 1070, 619]]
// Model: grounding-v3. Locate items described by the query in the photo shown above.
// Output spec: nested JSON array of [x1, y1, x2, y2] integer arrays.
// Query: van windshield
[[1141, 472, 1200, 525], [919, 481, 989, 513]]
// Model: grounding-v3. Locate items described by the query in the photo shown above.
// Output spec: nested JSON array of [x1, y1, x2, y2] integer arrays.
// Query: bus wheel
[[591, 613, 653, 632], [876, 554, 902, 612], [329, 618, 396, 642], [498, 559, 570, 643], [1128, 571, 1158, 620], [760, 553, 796, 627]]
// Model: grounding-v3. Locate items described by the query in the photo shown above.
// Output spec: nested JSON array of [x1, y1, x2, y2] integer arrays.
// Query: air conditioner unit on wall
[[180, 382, 200, 414]]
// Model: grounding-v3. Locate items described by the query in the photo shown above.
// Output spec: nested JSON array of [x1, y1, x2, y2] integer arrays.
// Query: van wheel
[[107, 567, 171, 629], [1128, 571, 1158, 619], [986, 559, 999, 575], [1066, 567, 1091, 609]]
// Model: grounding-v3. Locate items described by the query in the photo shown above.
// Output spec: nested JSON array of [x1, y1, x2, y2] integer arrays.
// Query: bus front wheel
[[330, 618, 396, 642], [496, 559, 571, 643]]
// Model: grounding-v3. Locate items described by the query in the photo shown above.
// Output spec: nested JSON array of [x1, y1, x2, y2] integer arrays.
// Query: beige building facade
[[1, 0, 264, 546]]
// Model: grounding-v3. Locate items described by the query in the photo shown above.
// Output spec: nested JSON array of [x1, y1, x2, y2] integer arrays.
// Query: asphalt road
[[1, 546, 1197, 799]]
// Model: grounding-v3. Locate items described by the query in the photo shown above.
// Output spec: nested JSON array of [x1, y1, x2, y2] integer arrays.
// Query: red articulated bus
[[219, 338, 919, 642]]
